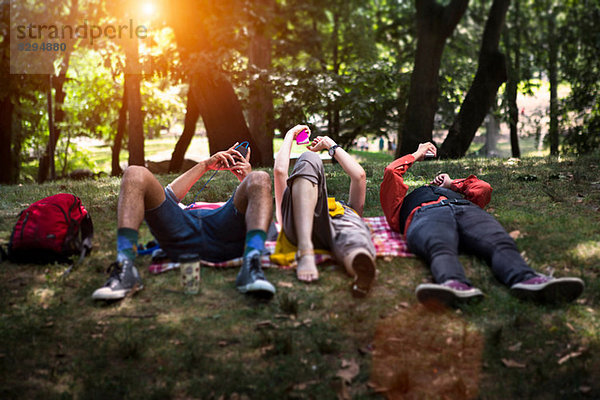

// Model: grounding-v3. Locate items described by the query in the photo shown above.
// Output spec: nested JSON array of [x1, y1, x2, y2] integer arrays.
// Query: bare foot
[[344, 249, 376, 298], [296, 249, 318, 282]]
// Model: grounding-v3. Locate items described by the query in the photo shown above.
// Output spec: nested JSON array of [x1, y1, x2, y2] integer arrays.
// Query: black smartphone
[[235, 144, 248, 158]]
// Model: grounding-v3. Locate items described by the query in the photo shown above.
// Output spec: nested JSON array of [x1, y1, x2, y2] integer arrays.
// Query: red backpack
[[5, 193, 94, 264]]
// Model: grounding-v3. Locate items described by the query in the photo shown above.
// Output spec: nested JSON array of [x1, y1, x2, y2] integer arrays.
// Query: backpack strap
[[63, 212, 94, 277], [0, 245, 8, 262], [79, 213, 94, 259]]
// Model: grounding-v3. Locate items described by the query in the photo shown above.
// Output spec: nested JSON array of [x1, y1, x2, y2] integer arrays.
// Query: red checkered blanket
[[147, 212, 412, 274]]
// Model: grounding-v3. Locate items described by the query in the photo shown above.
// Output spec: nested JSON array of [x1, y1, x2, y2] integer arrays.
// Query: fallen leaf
[[509, 230, 521, 240], [580, 385, 592, 393], [558, 348, 585, 365], [277, 281, 293, 288], [292, 380, 319, 391], [218, 341, 228, 347], [259, 344, 274, 355], [502, 358, 526, 368], [566, 322, 576, 332], [508, 342, 522, 352], [336, 359, 360, 383], [256, 320, 278, 329]]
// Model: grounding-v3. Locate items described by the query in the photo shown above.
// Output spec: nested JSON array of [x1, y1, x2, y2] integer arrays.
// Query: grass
[[1, 147, 599, 399]]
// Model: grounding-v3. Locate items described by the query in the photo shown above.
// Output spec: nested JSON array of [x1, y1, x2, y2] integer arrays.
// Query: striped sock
[[244, 229, 266, 256], [116, 228, 138, 261]]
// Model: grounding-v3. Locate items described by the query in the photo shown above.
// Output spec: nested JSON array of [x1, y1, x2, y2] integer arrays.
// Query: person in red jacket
[[380, 142, 584, 307]]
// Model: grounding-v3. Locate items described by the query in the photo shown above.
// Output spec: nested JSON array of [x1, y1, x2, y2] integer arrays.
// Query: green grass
[[1, 151, 599, 399]]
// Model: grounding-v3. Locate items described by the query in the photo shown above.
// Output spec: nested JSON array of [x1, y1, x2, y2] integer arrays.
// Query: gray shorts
[[144, 186, 246, 262], [281, 152, 375, 262]]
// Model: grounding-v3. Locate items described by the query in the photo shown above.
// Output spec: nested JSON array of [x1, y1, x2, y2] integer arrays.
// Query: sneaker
[[510, 274, 584, 303], [236, 249, 276, 299], [416, 280, 484, 308], [92, 259, 144, 300], [350, 252, 376, 298]]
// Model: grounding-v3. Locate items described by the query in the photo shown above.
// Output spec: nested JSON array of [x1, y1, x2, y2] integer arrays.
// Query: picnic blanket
[[147, 207, 412, 274]]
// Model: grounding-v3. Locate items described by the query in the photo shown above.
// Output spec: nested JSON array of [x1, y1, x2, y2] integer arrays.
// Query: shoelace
[[248, 253, 265, 279], [105, 261, 123, 277]]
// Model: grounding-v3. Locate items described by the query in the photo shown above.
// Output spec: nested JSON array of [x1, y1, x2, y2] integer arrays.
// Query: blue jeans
[[405, 202, 536, 287], [144, 186, 246, 262]]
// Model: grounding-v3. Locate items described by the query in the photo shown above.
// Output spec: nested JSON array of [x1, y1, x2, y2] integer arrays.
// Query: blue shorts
[[144, 186, 246, 262]]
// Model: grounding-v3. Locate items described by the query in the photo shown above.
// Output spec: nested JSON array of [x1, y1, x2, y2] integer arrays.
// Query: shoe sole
[[237, 280, 276, 300], [416, 284, 484, 309], [91, 284, 144, 300], [510, 278, 584, 303], [351, 253, 376, 298]]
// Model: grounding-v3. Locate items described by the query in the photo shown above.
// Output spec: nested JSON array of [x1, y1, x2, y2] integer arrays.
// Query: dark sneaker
[[416, 280, 484, 308], [236, 249, 276, 299], [350, 252, 376, 298], [92, 259, 143, 300], [510, 274, 584, 303]]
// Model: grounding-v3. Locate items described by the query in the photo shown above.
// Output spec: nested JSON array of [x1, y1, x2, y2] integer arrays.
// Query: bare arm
[[274, 124, 309, 223], [308, 136, 367, 216], [169, 143, 246, 201]]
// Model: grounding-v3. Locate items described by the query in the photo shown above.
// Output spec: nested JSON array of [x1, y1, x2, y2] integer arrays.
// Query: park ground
[[1, 141, 599, 399]]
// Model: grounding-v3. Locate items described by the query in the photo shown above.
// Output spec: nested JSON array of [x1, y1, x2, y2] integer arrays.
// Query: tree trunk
[[0, 95, 13, 184], [169, 84, 201, 172], [548, 11, 559, 156], [484, 113, 499, 157], [124, 37, 145, 166], [247, 0, 275, 167], [439, 0, 510, 159], [505, 0, 521, 158], [397, 0, 469, 157], [191, 68, 258, 161], [37, 0, 77, 183], [112, 83, 128, 176]]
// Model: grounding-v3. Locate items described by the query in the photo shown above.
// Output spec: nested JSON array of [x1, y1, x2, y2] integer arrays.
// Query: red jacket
[[380, 154, 492, 234]]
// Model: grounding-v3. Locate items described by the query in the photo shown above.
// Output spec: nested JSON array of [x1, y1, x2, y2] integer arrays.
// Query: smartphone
[[296, 129, 310, 145], [235, 143, 248, 158]]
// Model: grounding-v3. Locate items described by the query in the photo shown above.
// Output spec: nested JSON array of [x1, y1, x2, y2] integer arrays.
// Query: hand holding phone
[[235, 143, 249, 158]]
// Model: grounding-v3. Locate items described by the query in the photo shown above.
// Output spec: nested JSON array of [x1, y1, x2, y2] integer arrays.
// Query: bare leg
[[290, 177, 319, 282], [118, 166, 166, 230], [233, 171, 273, 232]]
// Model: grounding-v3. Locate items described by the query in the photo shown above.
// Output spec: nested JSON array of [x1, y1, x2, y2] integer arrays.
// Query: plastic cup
[[180, 254, 201, 295], [296, 129, 309, 145]]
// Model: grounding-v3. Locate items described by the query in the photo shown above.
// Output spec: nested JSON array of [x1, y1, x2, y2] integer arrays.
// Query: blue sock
[[117, 228, 139, 261], [244, 229, 266, 256]]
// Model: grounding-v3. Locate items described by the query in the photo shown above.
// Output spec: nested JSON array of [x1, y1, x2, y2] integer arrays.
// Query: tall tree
[[440, 0, 510, 158], [37, 0, 78, 183], [547, 8, 559, 155], [0, 0, 13, 184], [397, 0, 469, 157], [166, 0, 265, 165], [169, 88, 201, 172], [112, 83, 128, 176], [502, 0, 521, 158], [247, 0, 275, 167], [123, 34, 145, 166]]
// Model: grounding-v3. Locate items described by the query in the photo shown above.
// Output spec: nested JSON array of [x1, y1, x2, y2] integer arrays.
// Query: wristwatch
[[328, 144, 341, 160]]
